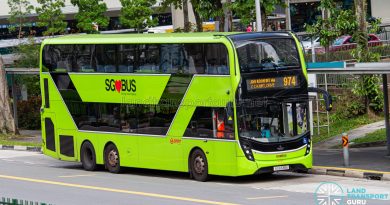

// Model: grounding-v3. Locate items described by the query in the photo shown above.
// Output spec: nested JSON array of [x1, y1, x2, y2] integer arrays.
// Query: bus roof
[[42, 32, 239, 45], [227, 32, 293, 41], [41, 32, 293, 45]]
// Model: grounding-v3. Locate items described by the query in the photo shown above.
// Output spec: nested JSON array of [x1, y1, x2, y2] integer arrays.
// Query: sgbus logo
[[105, 79, 136, 93]]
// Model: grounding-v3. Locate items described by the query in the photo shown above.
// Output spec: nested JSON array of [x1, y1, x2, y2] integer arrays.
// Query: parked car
[[316, 34, 382, 53], [301, 36, 320, 51]]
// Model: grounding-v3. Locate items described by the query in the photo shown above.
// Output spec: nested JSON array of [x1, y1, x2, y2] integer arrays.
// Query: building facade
[[0, 0, 171, 39], [289, 0, 390, 32]]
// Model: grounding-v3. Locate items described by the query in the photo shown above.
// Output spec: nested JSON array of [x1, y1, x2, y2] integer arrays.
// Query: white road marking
[[247, 195, 288, 200], [1, 159, 14, 162], [254, 180, 390, 201], [58, 174, 96, 178], [0, 150, 40, 159]]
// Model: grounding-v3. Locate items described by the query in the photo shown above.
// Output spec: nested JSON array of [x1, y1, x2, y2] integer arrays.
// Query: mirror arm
[[308, 87, 333, 111]]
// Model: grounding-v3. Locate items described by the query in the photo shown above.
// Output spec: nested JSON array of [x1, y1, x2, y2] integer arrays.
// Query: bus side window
[[205, 44, 229, 75], [184, 108, 214, 138], [137, 44, 160, 73], [213, 108, 234, 139], [184, 107, 234, 139], [118, 44, 135, 73], [95, 44, 117, 73]]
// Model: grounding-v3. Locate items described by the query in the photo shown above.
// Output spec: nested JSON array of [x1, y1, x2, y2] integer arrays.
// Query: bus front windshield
[[237, 98, 309, 143], [235, 38, 300, 73]]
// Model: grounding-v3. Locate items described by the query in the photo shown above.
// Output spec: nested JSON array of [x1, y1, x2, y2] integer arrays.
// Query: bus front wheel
[[189, 149, 209, 182], [80, 141, 97, 171], [104, 143, 121, 173]]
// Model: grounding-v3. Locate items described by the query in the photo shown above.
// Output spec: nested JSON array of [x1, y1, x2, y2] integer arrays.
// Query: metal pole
[[286, 0, 291, 31], [311, 36, 316, 63], [342, 133, 349, 166], [325, 74, 330, 136], [382, 74, 390, 156], [255, 0, 262, 31], [10, 74, 18, 129]]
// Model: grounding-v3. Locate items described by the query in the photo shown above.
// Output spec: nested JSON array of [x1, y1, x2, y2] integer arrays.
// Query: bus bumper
[[236, 153, 312, 176]]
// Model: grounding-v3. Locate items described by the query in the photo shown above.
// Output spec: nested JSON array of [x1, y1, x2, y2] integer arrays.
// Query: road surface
[[0, 150, 389, 205]]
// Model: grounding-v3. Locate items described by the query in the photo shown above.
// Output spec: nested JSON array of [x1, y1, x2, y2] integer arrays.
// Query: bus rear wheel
[[80, 141, 97, 171], [189, 149, 209, 182], [104, 143, 121, 173]]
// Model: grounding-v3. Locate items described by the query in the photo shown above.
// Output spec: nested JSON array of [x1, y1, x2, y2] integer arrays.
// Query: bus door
[[209, 108, 236, 175], [41, 112, 58, 159], [41, 77, 59, 158], [184, 107, 236, 175]]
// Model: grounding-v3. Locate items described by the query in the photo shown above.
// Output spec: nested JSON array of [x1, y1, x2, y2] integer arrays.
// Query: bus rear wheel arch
[[189, 148, 209, 182], [80, 140, 97, 171], [104, 142, 121, 173]]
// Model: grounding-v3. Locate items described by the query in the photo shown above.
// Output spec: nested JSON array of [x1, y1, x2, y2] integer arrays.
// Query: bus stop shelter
[[4, 68, 39, 129], [308, 62, 390, 157]]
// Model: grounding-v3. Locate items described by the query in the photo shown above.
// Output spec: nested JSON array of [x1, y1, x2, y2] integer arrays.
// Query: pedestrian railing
[[0, 197, 52, 205], [305, 40, 390, 63]]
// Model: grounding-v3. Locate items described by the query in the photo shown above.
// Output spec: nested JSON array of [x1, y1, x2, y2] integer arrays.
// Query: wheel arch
[[103, 141, 117, 164], [80, 139, 93, 158], [187, 146, 205, 172]]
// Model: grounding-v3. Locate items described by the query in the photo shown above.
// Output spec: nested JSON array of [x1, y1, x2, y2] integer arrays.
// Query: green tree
[[70, 0, 109, 33], [229, 0, 285, 31], [351, 0, 383, 114], [35, 0, 67, 36], [7, 0, 34, 39], [305, 0, 357, 50], [119, 0, 158, 33], [307, 0, 383, 115], [161, 0, 225, 32], [161, 0, 196, 32], [192, 0, 224, 32], [13, 38, 40, 68]]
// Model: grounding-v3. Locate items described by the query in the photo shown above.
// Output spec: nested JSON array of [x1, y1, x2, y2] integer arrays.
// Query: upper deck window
[[234, 38, 300, 73], [42, 43, 229, 75]]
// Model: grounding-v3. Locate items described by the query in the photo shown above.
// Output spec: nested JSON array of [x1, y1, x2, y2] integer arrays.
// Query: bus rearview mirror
[[226, 102, 234, 125], [308, 87, 333, 111]]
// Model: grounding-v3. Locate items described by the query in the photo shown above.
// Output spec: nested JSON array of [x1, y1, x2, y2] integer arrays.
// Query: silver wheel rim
[[107, 150, 118, 167], [194, 155, 205, 174]]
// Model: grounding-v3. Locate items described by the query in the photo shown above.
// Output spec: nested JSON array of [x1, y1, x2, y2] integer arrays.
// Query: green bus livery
[[40, 32, 332, 181]]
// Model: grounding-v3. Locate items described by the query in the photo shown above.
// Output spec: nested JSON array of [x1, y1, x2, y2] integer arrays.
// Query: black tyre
[[80, 141, 97, 171], [189, 149, 209, 182], [104, 143, 121, 173]]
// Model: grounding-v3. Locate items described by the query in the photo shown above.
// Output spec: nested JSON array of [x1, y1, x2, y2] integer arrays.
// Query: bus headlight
[[304, 136, 311, 156], [241, 143, 255, 161]]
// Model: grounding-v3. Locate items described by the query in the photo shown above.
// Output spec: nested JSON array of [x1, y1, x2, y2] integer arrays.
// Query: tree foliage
[[120, 0, 158, 33], [13, 38, 40, 68], [36, 0, 67, 36], [229, 0, 285, 30], [305, 0, 357, 49], [7, 0, 34, 39], [351, 0, 383, 114], [70, 0, 109, 33], [192, 0, 224, 31], [0, 57, 17, 134], [307, 0, 384, 114]]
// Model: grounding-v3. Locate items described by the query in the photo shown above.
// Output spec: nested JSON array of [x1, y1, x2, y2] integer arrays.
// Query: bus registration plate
[[273, 165, 289, 171]]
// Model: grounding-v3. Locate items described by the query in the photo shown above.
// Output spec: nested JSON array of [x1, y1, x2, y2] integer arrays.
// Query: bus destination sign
[[247, 75, 299, 91]]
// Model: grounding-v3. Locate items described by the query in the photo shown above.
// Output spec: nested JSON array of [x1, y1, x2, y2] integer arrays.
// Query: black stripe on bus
[[44, 78, 50, 108], [49, 73, 192, 136]]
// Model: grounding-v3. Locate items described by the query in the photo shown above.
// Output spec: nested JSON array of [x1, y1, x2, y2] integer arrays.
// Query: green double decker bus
[[40, 32, 331, 181]]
